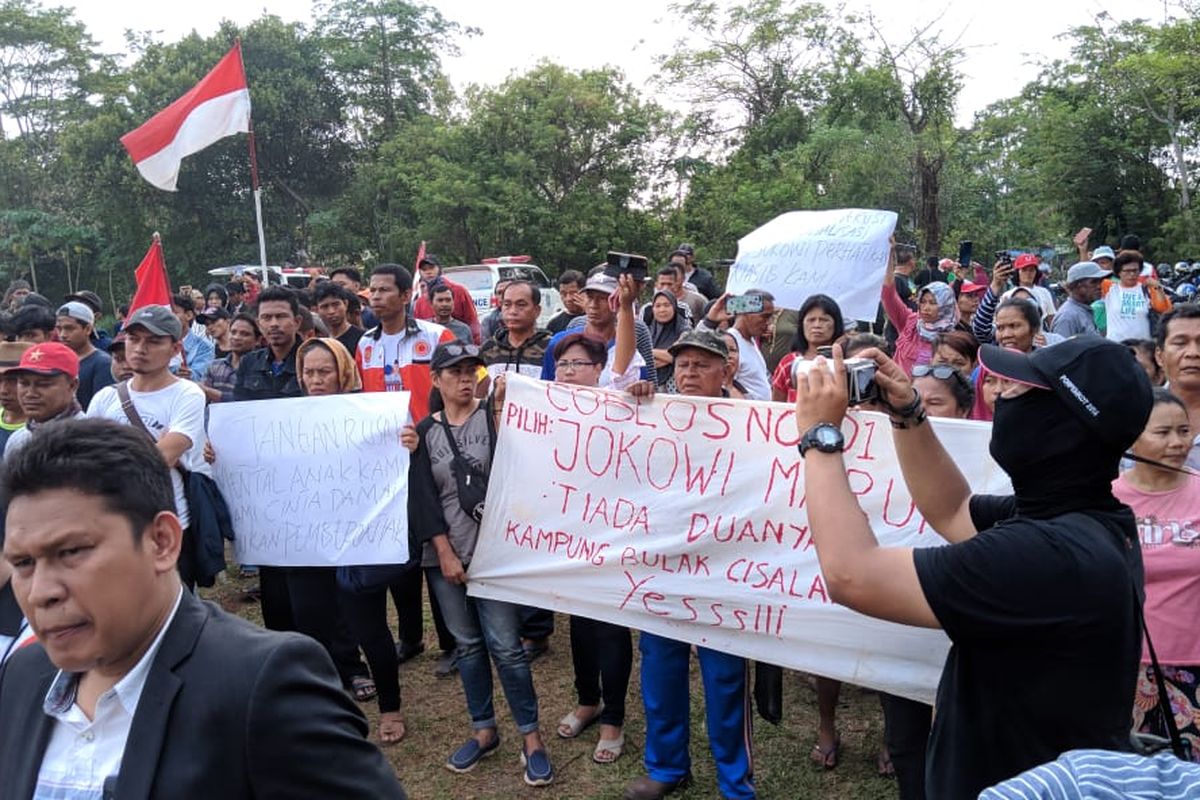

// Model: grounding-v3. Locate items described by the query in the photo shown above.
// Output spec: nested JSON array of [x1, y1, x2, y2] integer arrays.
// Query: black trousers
[[569, 615, 633, 727], [879, 692, 933, 800], [519, 605, 555, 641], [259, 566, 367, 684], [393, 563, 455, 652], [339, 587, 401, 713]]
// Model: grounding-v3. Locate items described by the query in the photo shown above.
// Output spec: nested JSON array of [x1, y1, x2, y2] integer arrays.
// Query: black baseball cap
[[431, 342, 484, 371], [978, 338, 1153, 451], [419, 254, 443, 268], [64, 290, 103, 313], [198, 307, 231, 324]]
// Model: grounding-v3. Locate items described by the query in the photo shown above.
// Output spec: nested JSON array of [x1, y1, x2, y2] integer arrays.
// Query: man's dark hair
[[329, 267, 362, 285], [371, 264, 413, 293], [311, 281, 353, 307], [256, 285, 300, 316], [428, 280, 453, 300], [0, 419, 175, 545], [230, 312, 261, 337], [656, 266, 678, 280], [668, 250, 688, 264], [225, 282, 245, 296], [12, 305, 55, 334], [1113, 251, 1142, 273], [996, 297, 1041, 331], [558, 270, 584, 289], [791, 294, 845, 354], [170, 293, 195, 314], [925, 256, 938, 269], [502, 280, 541, 306], [1156, 302, 1200, 348]]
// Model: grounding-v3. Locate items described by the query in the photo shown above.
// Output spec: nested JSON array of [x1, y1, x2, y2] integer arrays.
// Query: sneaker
[[445, 736, 500, 773], [521, 746, 554, 787], [434, 651, 457, 678]]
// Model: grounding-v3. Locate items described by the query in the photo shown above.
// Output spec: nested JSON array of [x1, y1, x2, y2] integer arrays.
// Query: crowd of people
[[0, 233, 1197, 800]]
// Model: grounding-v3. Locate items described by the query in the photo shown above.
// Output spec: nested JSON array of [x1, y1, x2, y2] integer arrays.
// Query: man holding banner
[[624, 329, 754, 800], [792, 337, 1152, 798]]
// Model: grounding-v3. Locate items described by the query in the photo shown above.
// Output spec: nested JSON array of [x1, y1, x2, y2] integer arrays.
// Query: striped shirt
[[980, 749, 1200, 799]]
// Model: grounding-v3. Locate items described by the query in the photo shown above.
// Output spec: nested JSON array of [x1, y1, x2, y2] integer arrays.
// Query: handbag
[[437, 394, 496, 525], [753, 661, 784, 725], [116, 381, 234, 586]]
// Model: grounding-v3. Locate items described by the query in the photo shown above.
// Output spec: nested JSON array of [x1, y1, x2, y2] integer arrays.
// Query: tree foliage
[[2, 0, 1200, 306]]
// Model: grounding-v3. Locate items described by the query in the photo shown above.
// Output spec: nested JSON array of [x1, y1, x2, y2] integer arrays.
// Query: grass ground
[[204, 570, 897, 800]]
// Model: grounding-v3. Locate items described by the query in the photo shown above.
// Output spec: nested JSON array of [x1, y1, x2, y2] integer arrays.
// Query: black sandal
[[349, 675, 377, 702]]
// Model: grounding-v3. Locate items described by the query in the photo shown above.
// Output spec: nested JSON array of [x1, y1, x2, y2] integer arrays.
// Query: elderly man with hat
[[55, 301, 114, 408], [1052, 261, 1111, 337], [793, 336, 1153, 797], [0, 342, 31, 453], [623, 328, 755, 800], [411, 254, 481, 344], [2, 342, 83, 459]]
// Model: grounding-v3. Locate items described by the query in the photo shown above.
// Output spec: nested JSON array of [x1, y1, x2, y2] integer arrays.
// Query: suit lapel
[[9, 669, 56, 800], [114, 591, 208, 800]]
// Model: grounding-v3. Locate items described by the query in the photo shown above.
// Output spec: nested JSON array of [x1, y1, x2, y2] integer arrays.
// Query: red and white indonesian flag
[[120, 43, 251, 191]]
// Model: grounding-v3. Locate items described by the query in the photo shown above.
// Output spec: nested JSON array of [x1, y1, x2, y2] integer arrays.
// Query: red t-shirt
[[356, 318, 455, 422]]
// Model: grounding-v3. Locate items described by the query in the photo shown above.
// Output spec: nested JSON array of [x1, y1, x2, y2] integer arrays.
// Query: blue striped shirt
[[980, 749, 1200, 799]]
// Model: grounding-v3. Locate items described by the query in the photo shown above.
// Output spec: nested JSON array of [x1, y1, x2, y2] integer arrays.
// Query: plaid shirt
[[203, 356, 238, 402]]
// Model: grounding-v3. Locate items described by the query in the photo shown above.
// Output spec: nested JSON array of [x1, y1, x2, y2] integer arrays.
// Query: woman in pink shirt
[[1113, 389, 1200, 761], [881, 246, 960, 375]]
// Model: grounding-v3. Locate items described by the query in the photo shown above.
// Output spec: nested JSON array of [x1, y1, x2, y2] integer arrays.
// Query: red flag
[[414, 240, 426, 275], [120, 42, 251, 191], [129, 236, 172, 312]]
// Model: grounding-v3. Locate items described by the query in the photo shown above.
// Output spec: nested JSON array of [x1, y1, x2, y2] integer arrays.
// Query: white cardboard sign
[[209, 393, 412, 567]]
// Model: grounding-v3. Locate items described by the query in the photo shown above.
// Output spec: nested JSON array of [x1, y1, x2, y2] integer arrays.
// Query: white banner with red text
[[209, 393, 412, 567], [467, 375, 1009, 704]]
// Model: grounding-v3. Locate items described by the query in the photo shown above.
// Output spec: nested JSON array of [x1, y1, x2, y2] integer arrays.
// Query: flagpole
[[240, 38, 268, 289]]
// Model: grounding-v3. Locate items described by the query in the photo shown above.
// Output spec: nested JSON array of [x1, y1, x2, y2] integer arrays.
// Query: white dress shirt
[[33, 589, 183, 800]]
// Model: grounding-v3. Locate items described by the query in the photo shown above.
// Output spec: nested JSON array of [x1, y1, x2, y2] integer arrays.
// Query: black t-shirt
[[546, 311, 580, 335], [337, 325, 365, 355], [913, 495, 1142, 799]]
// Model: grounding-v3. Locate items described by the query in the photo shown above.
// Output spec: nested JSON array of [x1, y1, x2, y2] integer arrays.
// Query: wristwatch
[[798, 423, 845, 457]]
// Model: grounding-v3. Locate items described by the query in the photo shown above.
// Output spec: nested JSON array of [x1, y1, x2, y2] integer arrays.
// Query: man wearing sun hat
[[791, 335, 1153, 798], [2, 342, 82, 459]]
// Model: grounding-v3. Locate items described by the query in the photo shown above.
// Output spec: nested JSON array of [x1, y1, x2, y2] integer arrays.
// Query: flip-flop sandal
[[811, 733, 841, 769], [557, 704, 603, 739], [350, 676, 377, 703], [379, 716, 406, 746], [593, 733, 624, 764], [877, 748, 895, 777]]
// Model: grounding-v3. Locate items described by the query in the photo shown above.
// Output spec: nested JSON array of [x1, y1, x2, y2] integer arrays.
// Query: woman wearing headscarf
[[297, 337, 413, 746], [882, 244, 960, 375], [646, 289, 691, 387]]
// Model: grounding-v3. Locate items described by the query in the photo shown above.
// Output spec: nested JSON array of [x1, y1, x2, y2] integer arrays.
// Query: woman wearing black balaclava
[[790, 336, 1153, 799]]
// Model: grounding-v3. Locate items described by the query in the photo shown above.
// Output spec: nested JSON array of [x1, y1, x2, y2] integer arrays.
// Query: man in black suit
[[0, 418, 406, 799]]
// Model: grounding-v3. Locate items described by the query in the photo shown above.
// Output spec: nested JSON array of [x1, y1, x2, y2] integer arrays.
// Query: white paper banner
[[725, 208, 897, 321], [209, 393, 412, 567], [468, 375, 1010, 704]]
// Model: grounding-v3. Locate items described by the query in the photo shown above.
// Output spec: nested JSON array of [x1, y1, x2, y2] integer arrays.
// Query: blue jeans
[[426, 568, 540, 734]]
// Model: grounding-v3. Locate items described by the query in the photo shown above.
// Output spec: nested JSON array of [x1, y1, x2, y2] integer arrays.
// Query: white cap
[[56, 301, 95, 325]]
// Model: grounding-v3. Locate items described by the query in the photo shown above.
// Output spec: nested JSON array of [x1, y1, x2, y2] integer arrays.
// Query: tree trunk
[[28, 253, 38, 293], [917, 150, 943, 255], [1167, 103, 1190, 211], [64, 248, 73, 294]]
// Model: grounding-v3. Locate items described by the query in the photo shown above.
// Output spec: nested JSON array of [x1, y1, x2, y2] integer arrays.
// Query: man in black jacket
[[0, 419, 406, 799], [233, 286, 303, 402], [674, 244, 720, 300]]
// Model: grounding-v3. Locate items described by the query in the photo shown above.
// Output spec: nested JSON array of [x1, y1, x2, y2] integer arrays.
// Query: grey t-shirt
[[411, 404, 493, 568]]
